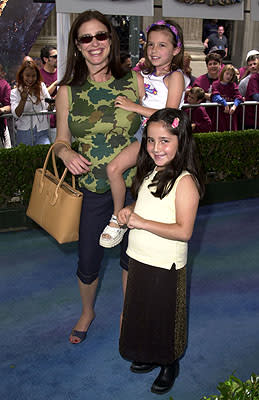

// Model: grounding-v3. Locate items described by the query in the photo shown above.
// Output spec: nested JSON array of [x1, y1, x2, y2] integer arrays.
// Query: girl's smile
[[147, 121, 178, 169], [146, 31, 179, 74]]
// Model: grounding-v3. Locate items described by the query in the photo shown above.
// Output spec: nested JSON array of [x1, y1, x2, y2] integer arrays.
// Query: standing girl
[[118, 108, 204, 395], [99, 20, 185, 248], [10, 60, 51, 145], [211, 64, 242, 131]]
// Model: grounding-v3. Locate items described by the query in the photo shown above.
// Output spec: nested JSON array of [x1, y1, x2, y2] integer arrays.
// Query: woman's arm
[[55, 85, 91, 175], [125, 175, 199, 242], [0, 104, 10, 114]]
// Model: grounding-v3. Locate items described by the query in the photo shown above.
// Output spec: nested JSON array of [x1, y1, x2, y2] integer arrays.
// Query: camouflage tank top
[[67, 71, 141, 193]]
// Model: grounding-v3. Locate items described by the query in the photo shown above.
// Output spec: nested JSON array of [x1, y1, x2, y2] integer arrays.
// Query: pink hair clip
[[172, 117, 180, 129], [142, 117, 149, 127]]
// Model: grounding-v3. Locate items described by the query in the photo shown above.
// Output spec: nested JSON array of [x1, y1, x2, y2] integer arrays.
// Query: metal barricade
[[0, 110, 55, 146], [0, 103, 258, 146], [182, 101, 259, 132]]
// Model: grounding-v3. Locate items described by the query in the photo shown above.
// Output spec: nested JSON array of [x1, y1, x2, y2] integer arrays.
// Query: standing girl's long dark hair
[[131, 108, 204, 200]]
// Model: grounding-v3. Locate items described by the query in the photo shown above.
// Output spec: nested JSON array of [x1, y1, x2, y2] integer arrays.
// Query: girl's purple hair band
[[146, 20, 182, 48]]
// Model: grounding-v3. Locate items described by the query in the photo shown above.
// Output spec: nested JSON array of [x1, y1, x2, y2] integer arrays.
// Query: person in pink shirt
[[40, 46, 58, 139], [0, 64, 11, 148], [212, 64, 243, 131], [192, 53, 221, 130], [185, 87, 212, 133], [239, 49, 259, 80], [245, 69, 259, 129]]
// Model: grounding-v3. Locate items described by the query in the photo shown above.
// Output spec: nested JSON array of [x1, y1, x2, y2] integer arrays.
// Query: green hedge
[[0, 130, 258, 208], [194, 129, 259, 183]]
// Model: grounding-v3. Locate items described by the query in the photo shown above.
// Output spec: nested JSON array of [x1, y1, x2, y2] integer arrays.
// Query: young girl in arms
[[211, 64, 242, 131], [99, 20, 185, 248], [118, 108, 204, 395]]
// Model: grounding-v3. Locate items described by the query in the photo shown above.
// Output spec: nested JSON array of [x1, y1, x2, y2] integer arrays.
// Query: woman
[[54, 10, 143, 344], [10, 60, 51, 145]]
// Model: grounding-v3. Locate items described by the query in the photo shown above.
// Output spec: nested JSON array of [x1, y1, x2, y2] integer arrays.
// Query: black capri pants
[[77, 187, 132, 284]]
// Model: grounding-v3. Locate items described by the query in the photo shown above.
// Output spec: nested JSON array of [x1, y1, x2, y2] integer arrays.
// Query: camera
[[45, 98, 55, 104]]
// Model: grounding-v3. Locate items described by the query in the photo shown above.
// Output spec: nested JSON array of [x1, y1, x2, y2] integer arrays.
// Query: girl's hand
[[229, 105, 236, 115], [127, 212, 145, 230], [61, 148, 91, 175], [224, 105, 230, 114], [118, 206, 133, 226], [115, 96, 136, 112]]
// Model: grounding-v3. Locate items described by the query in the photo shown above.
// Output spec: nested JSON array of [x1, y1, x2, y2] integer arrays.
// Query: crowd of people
[[0, 45, 58, 148], [184, 48, 259, 132], [0, 9, 258, 396], [0, 18, 258, 149]]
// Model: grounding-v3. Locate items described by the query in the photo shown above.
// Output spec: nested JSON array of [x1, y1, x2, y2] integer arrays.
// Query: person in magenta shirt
[[40, 46, 58, 135], [212, 64, 243, 131], [239, 49, 259, 80], [40, 46, 58, 97], [192, 53, 221, 130], [245, 70, 259, 129], [0, 64, 11, 148], [185, 87, 212, 133]]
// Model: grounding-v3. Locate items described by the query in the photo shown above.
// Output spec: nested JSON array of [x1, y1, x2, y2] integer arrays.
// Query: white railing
[[0, 102, 258, 147], [0, 110, 55, 146], [182, 101, 259, 132]]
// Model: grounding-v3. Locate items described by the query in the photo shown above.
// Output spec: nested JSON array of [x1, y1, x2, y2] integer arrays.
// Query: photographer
[[10, 60, 51, 146]]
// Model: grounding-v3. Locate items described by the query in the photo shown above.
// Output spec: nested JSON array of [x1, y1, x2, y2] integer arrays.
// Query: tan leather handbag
[[26, 141, 83, 244]]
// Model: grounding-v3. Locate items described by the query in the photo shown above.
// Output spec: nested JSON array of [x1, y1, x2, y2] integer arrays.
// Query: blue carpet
[[0, 198, 259, 400]]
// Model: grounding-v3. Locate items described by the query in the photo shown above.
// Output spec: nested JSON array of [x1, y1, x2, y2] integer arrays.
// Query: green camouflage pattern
[[68, 71, 141, 193]]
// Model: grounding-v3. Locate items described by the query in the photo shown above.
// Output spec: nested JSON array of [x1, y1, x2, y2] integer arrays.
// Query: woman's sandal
[[69, 317, 95, 344], [70, 329, 87, 344], [99, 214, 128, 248]]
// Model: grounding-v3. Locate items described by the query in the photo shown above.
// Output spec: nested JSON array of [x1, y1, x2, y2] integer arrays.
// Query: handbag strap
[[41, 141, 76, 191], [50, 141, 70, 179]]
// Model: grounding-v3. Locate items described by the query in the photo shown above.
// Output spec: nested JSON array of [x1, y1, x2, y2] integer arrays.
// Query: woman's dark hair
[[143, 19, 184, 75], [16, 60, 42, 103], [59, 10, 124, 86], [131, 108, 204, 200]]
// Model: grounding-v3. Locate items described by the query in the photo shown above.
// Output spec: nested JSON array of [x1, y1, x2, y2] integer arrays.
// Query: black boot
[[130, 361, 158, 373], [151, 360, 179, 394]]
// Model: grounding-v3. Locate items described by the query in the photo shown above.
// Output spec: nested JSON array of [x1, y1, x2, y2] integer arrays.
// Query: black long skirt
[[119, 258, 187, 365]]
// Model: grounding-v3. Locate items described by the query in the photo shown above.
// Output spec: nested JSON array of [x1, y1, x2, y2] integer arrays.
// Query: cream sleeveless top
[[127, 170, 190, 270]]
